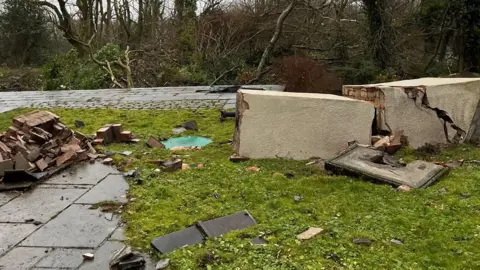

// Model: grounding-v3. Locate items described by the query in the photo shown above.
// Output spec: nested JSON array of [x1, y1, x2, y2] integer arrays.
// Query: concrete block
[[233, 90, 375, 160], [344, 78, 480, 148]]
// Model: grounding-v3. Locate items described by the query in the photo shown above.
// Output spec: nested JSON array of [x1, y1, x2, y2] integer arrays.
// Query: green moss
[[2, 108, 480, 269]]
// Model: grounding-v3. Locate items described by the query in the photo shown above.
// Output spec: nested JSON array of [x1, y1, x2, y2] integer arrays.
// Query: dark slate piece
[[197, 211, 257, 238], [150, 226, 205, 254]]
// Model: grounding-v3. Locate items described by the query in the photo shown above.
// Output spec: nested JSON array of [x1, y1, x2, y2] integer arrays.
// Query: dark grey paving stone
[[34, 248, 93, 268], [0, 188, 86, 223], [0, 192, 20, 207], [0, 224, 37, 255], [0, 247, 50, 269], [21, 204, 119, 248], [75, 175, 128, 204], [78, 241, 125, 270], [44, 162, 117, 185], [109, 225, 126, 241], [151, 226, 205, 254], [198, 211, 257, 238]]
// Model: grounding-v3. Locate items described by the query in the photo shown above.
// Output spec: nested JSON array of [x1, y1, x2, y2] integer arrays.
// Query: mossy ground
[[1, 108, 480, 269]]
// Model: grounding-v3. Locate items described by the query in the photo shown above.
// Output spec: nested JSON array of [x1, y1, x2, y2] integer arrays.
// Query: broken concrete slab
[[325, 145, 449, 188], [151, 225, 205, 254], [21, 204, 119, 248], [0, 223, 38, 255], [344, 78, 480, 148], [0, 247, 50, 269], [0, 187, 86, 222], [34, 248, 93, 269], [296, 227, 324, 240], [234, 90, 375, 160], [75, 174, 128, 204], [197, 210, 257, 238], [44, 162, 116, 185]]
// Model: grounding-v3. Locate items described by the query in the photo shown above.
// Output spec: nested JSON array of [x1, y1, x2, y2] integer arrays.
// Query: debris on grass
[[172, 127, 187, 134], [151, 210, 257, 254], [161, 158, 183, 172], [251, 236, 268, 245], [229, 154, 249, 163], [181, 120, 198, 131], [182, 163, 204, 170], [220, 110, 236, 122], [94, 124, 137, 145], [353, 238, 373, 246], [146, 136, 165, 149], [74, 120, 85, 128], [397, 185, 411, 192], [294, 195, 302, 202], [247, 166, 260, 172], [120, 151, 132, 156], [390, 238, 403, 245], [155, 259, 170, 270], [325, 145, 449, 188], [124, 168, 140, 178], [296, 227, 324, 240]]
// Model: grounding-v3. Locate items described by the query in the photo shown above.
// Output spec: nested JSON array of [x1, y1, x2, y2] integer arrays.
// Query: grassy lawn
[[2, 108, 480, 269]]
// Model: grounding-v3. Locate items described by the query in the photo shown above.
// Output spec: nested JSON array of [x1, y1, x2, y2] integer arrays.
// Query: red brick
[[146, 136, 164, 149], [35, 158, 49, 171], [56, 149, 76, 166], [119, 131, 133, 142]]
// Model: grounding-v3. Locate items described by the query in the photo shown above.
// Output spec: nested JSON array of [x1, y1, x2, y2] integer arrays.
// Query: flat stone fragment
[[75, 174, 128, 204], [0, 224, 37, 255], [0, 192, 20, 206], [0, 247, 50, 269], [325, 145, 449, 188], [0, 188, 86, 223], [21, 204, 118, 248], [78, 241, 125, 270], [44, 162, 116, 185], [197, 210, 257, 238], [234, 90, 375, 160], [151, 226, 205, 254], [35, 248, 93, 268], [296, 227, 324, 240]]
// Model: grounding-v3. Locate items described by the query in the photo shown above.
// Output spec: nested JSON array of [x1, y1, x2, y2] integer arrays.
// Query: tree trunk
[[256, 1, 295, 78]]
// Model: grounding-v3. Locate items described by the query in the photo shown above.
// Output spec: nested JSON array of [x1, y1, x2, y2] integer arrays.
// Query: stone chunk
[[234, 90, 374, 160]]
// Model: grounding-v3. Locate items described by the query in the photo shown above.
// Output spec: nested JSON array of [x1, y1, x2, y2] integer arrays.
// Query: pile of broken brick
[[0, 111, 96, 190], [0, 110, 138, 191]]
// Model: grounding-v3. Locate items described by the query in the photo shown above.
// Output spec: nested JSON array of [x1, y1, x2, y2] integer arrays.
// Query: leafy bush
[[41, 44, 123, 90]]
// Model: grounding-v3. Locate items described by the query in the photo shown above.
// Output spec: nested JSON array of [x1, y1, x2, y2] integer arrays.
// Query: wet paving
[[0, 162, 155, 269]]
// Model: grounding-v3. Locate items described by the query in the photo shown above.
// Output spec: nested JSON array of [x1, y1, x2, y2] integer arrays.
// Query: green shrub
[[41, 44, 123, 90]]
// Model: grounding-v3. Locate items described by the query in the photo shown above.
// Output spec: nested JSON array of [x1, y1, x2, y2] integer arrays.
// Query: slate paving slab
[[0, 192, 20, 207], [75, 174, 129, 204], [0, 188, 86, 223], [109, 225, 126, 241], [0, 247, 50, 269], [34, 248, 93, 269], [21, 204, 119, 248], [44, 162, 117, 185], [151, 226, 205, 254], [0, 224, 38, 255]]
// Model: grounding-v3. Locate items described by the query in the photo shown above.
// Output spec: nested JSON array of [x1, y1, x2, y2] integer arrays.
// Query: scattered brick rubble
[[94, 124, 139, 145], [0, 111, 95, 190]]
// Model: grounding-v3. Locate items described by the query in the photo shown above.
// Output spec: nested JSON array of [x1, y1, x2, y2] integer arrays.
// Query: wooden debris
[[146, 137, 165, 149], [296, 227, 324, 240]]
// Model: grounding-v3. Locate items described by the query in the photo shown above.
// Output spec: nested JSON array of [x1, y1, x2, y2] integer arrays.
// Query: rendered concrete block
[[234, 90, 375, 160], [343, 78, 480, 148]]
